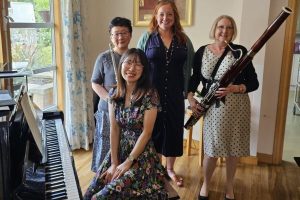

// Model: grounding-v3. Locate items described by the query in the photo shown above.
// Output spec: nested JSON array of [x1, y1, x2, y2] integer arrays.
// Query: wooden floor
[[73, 145, 300, 200]]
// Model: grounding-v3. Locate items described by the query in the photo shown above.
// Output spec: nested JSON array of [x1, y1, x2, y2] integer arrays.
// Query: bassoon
[[184, 6, 292, 130]]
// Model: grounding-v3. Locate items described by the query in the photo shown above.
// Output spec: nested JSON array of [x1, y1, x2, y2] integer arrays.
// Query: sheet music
[[20, 92, 44, 157], [0, 93, 12, 101], [0, 90, 16, 108]]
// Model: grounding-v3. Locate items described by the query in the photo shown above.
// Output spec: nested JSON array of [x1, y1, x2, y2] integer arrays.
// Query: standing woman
[[91, 17, 132, 172], [187, 15, 259, 200], [137, 0, 194, 187]]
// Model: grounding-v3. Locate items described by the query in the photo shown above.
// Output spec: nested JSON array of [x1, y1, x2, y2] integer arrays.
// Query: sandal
[[167, 169, 184, 187]]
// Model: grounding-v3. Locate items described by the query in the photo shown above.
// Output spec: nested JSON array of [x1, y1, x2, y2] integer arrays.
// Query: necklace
[[125, 89, 135, 107]]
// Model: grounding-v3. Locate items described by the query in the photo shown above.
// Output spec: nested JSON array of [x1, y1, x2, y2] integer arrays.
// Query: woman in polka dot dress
[[187, 15, 259, 200]]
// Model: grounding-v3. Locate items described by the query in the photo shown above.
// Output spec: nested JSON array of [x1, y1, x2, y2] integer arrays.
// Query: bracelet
[[127, 155, 136, 163]]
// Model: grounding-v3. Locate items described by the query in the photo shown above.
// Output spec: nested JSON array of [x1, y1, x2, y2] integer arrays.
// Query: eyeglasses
[[111, 31, 130, 39], [123, 60, 143, 69], [217, 25, 233, 31]]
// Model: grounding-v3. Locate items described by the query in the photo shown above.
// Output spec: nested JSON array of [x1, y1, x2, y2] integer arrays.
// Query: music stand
[[20, 92, 45, 163]]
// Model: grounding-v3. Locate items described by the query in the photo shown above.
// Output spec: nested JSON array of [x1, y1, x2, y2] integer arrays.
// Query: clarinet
[[184, 6, 292, 130]]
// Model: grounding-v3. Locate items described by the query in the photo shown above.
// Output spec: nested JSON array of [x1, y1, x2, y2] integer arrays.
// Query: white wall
[[257, 0, 289, 155], [239, 0, 271, 155], [81, 0, 289, 156]]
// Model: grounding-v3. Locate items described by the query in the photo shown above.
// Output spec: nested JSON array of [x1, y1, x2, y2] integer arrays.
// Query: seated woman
[[83, 48, 168, 199]]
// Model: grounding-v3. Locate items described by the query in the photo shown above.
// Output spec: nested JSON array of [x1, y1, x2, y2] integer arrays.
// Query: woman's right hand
[[100, 164, 117, 184]]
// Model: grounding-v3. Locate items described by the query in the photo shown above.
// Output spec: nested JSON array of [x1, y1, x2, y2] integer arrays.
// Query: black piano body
[[4, 103, 83, 199]]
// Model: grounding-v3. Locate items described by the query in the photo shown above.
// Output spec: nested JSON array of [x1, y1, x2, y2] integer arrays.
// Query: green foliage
[[13, 0, 50, 10], [11, 0, 52, 71]]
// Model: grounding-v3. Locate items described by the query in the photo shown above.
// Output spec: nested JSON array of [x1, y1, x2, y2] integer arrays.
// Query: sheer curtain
[[60, 0, 94, 150]]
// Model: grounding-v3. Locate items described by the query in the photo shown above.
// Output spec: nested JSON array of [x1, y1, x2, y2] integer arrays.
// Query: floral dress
[[83, 89, 168, 200]]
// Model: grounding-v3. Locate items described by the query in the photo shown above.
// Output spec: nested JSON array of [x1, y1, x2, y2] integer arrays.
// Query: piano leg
[[0, 121, 12, 200]]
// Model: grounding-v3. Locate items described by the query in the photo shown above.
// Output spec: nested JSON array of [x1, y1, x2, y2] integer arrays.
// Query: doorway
[[282, 1, 300, 164]]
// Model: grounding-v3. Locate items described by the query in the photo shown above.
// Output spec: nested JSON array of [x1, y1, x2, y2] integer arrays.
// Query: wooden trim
[[53, 0, 64, 110], [183, 138, 199, 149], [272, 0, 297, 164], [0, 1, 6, 65], [240, 156, 258, 165], [0, 0, 12, 90], [257, 153, 273, 164], [183, 139, 258, 165]]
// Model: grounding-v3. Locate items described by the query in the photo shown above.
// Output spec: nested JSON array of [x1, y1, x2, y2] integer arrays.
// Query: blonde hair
[[209, 15, 237, 42]]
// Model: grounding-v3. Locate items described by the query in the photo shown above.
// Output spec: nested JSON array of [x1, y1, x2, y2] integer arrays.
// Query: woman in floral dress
[[83, 48, 168, 200]]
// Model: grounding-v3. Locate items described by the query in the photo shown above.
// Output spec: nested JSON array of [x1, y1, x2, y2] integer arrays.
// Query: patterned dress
[[202, 47, 251, 157], [83, 89, 168, 200], [91, 50, 121, 172], [189, 44, 258, 158]]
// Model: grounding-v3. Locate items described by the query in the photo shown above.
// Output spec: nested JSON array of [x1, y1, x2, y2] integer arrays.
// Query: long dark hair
[[148, 0, 187, 45], [111, 48, 152, 104]]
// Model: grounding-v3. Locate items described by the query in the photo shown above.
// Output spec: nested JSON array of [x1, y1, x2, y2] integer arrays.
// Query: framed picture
[[133, 0, 193, 27]]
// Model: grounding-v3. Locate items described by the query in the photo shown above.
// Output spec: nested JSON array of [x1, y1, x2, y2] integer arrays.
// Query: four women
[[86, 1, 259, 199]]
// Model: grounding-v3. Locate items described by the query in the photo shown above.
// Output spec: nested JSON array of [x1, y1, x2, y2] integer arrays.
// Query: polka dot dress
[[201, 47, 250, 157]]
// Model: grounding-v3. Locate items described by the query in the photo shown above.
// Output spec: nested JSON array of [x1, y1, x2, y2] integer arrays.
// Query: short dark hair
[[108, 17, 132, 34]]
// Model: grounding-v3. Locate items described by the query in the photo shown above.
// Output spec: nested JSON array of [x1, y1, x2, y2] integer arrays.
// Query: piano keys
[[43, 117, 82, 200], [11, 92, 82, 200]]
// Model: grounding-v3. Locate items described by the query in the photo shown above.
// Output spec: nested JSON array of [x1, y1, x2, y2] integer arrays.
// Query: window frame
[[0, 0, 64, 111]]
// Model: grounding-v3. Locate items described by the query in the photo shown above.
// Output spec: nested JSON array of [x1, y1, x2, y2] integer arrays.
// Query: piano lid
[[20, 92, 45, 160]]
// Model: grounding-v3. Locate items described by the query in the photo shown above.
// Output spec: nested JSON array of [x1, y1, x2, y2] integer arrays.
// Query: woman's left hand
[[215, 84, 238, 98], [111, 160, 132, 180]]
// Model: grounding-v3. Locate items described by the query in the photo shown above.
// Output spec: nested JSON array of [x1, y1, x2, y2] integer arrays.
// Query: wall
[[81, 0, 289, 157], [239, 0, 271, 155], [257, 0, 289, 155]]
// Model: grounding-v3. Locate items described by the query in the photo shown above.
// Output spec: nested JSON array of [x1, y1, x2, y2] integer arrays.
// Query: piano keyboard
[[44, 119, 82, 200]]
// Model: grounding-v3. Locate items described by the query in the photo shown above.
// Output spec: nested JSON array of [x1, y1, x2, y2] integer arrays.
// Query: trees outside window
[[8, 0, 56, 110]]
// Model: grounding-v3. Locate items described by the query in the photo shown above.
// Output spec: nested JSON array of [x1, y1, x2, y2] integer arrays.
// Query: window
[[6, 0, 57, 110]]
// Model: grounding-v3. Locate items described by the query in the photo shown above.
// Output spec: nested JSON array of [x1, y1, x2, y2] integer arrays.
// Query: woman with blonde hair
[[187, 15, 259, 200]]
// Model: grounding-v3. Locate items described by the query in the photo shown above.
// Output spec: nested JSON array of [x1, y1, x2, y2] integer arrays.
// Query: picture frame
[[133, 0, 193, 27]]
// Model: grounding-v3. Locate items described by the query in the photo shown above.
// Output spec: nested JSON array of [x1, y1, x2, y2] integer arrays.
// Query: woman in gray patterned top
[[91, 17, 132, 172]]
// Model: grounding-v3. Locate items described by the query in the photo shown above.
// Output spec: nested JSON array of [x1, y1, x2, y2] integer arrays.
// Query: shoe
[[167, 169, 184, 187], [198, 195, 209, 200]]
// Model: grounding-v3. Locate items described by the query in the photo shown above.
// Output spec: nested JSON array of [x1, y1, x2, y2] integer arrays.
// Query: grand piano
[[0, 90, 82, 200]]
